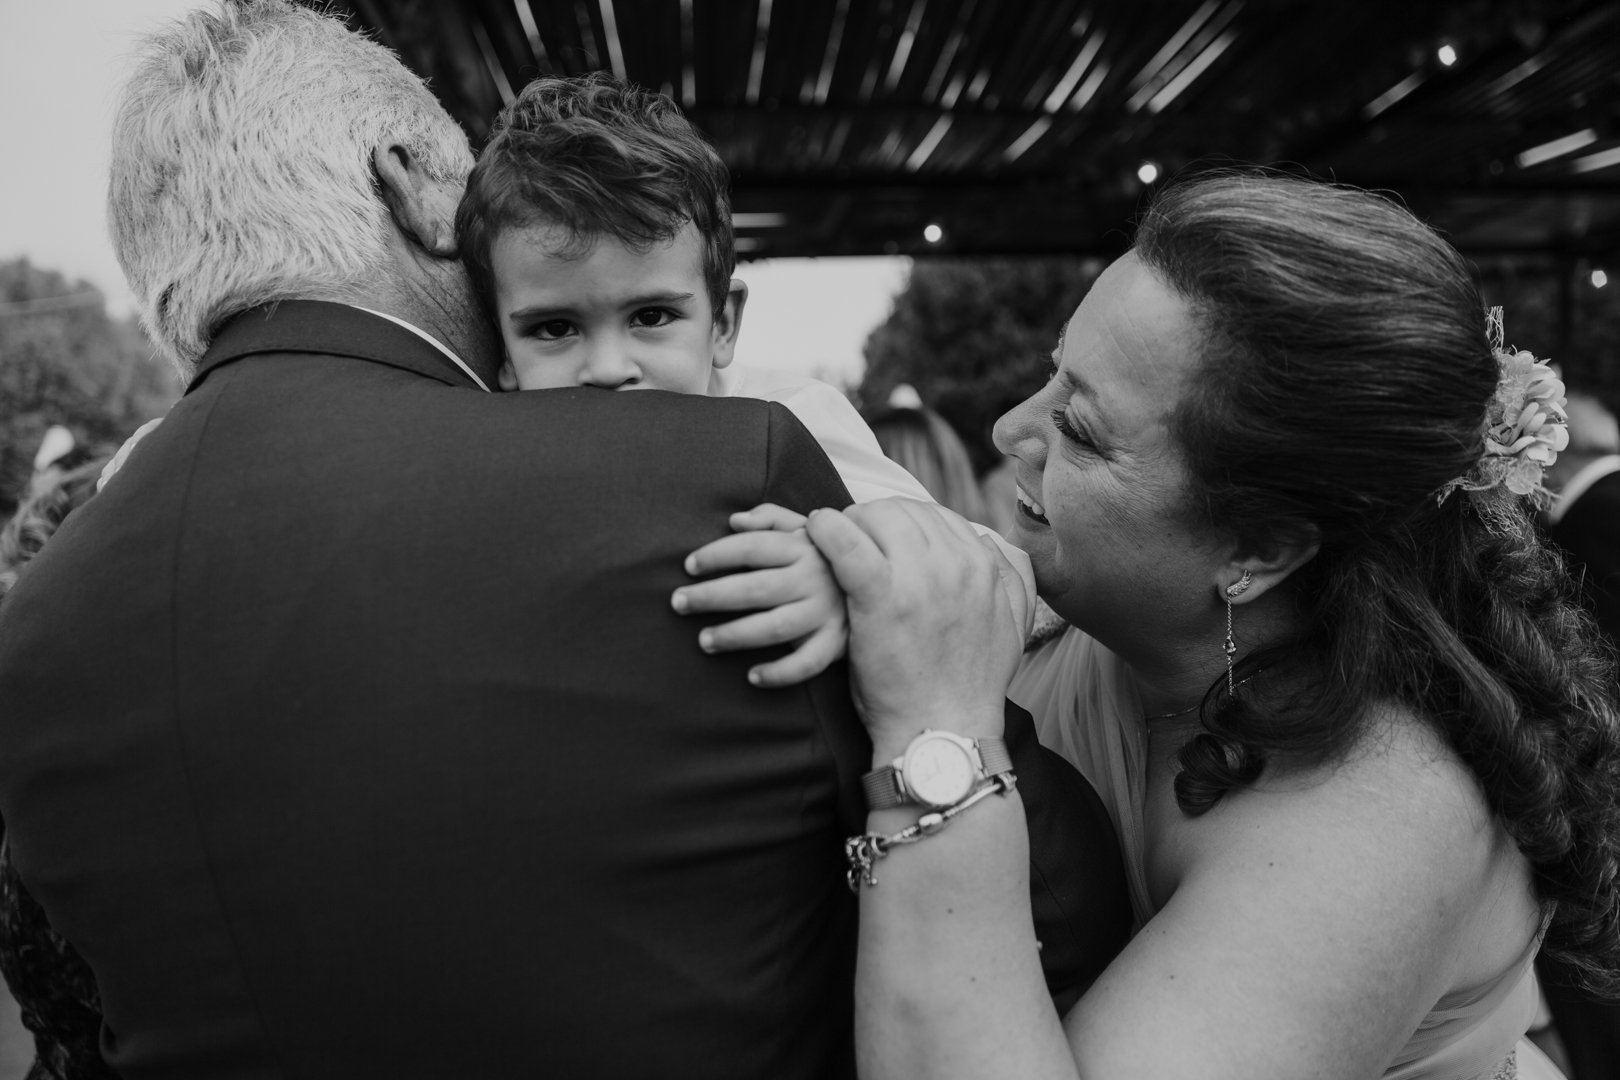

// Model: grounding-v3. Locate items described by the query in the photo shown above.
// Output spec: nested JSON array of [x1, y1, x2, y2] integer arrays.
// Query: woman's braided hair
[[1135, 170, 1620, 990]]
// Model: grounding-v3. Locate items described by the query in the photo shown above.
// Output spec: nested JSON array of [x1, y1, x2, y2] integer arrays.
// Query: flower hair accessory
[[1436, 307, 1568, 509]]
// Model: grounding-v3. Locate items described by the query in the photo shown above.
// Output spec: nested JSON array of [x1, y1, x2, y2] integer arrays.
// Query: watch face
[[904, 737, 977, 808]]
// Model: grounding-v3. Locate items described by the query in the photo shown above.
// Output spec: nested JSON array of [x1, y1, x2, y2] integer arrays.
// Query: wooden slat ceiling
[[333, 0, 1620, 262]]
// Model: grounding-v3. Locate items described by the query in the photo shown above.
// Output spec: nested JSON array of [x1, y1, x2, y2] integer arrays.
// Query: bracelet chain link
[[844, 771, 1017, 892]]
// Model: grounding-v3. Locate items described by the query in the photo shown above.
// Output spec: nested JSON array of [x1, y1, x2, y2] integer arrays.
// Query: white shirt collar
[[1549, 454, 1620, 525], [352, 305, 492, 393]]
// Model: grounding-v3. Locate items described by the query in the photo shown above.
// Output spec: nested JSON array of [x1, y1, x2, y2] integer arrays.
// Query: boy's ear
[[497, 357, 519, 392], [1217, 525, 1321, 607], [709, 279, 748, 371], [372, 142, 460, 259]]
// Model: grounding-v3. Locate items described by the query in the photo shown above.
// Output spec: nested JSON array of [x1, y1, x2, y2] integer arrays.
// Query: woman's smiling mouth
[[1015, 485, 1048, 525]]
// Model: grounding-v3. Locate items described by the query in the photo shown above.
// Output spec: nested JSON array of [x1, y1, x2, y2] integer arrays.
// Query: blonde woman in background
[[867, 404, 989, 526]]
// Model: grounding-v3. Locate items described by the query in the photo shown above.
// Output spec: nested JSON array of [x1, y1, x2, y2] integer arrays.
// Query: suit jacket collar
[[1549, 454, 1620, 525], [188, 301, 486, 394]]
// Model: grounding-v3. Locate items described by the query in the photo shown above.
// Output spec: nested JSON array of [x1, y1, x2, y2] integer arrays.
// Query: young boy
[[455, 73, 1035, 683]]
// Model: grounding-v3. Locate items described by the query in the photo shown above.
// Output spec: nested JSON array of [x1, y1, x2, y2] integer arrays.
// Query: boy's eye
[[630, 307, 677, 329], [532, 319, 575, 340]]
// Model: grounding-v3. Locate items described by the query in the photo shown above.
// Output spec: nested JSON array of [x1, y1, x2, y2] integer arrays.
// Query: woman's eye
[[1051, 408, 1094, 449], [631, 308, 676, 329]]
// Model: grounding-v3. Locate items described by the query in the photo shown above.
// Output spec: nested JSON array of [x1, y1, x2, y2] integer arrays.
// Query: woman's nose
[[993, 392, 1044, 462]]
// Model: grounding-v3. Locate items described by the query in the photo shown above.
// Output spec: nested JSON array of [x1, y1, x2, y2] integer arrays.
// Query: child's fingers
[[728, 503, 809, 533], [746, 620, 849, 689], [683, 529, 813, 579], [692, 594, 841, 654], [673, 564, 813, 617]]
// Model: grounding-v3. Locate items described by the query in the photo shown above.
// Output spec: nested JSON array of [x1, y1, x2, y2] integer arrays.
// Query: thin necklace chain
[[1143, 671, 1261, 722]]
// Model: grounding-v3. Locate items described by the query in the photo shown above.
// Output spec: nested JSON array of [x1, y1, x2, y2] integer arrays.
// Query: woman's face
[[993, 253, 1227, 654]]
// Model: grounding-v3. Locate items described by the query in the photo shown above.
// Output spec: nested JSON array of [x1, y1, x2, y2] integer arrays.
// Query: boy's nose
[[579, 344, 642, 389]]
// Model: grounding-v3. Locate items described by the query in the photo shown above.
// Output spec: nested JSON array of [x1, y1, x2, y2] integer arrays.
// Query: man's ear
[[1219, 525, 1321, 606], [709, 279, 748, 371], [372, 143, 461, 259]]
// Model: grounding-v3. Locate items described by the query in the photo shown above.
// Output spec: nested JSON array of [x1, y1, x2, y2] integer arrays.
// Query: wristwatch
[[862, 730, 1013, 812]]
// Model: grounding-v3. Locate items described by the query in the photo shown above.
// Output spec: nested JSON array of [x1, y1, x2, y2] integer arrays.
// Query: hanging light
[[1437, 44, 1458, 66], [923, 223, 944, 244], [1594, 269, 1610, 289], [1137, 160, 1161, 184]]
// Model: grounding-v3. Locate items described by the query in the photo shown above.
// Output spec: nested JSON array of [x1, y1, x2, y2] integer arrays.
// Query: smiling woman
[[994, 253, 1220, 669], [806, 169, 1620, 1080]]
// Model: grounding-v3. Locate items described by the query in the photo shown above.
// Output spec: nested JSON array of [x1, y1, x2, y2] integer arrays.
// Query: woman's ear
[[1219, 526, 1321, 605]]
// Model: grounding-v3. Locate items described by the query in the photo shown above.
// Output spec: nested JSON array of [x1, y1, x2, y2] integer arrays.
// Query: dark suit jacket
[[1540, 465, 1620, 1080], [1549, 467, 1620, 642], [0, 302, 1127, 1079]]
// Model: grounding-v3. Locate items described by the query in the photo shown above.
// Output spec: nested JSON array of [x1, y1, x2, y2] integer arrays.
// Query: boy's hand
[[672, 503, 848, 688]]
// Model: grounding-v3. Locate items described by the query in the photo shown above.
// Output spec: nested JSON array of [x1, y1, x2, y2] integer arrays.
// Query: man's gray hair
[[109, 0, 475, 374]]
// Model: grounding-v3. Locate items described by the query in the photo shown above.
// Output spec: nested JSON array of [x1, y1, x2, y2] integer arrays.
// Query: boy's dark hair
[[457, 72, 735, 318]]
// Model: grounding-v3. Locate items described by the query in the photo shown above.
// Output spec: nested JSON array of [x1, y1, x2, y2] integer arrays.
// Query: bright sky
[[0, 0, 904, 390]]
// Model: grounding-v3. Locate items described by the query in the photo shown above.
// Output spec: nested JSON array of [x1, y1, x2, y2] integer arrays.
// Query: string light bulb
[[1137, 161, 1161, 184], [1437, 44, 1458, 66], [923, 223, 944, 244]]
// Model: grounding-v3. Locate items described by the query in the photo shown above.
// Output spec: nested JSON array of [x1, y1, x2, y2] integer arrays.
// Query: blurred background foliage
[[0, 258, 180, 517]]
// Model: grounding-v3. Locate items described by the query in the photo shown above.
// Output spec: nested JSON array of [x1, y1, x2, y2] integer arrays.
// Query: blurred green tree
[[0, 258, 180, 514], [859, 257, 1102, 474]]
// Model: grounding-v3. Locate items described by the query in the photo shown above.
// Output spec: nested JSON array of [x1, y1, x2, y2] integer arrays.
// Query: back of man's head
[[456, 73, 736, 319], [109, 0, 474, 375]]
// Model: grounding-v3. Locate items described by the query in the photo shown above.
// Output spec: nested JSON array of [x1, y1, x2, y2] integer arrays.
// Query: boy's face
[[491, 221, 745, 394]]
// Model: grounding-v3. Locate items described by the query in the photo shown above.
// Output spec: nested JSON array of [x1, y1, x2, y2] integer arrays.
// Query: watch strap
[[862, 766, 909, 811], [977, 735, 1013, 779]]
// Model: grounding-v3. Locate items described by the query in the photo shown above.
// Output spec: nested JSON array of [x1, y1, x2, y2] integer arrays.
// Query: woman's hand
[[805, 498, 1026, 755], [673, 504, 848, 688]]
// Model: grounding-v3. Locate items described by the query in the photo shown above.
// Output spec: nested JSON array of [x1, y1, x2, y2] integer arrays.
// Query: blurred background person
[[867, 392, 988, 525], [978, 456, 1021, 539], [1544, 391, 1620, 640], [0, 429, 115, 1080], [0, 428, 110, 595], [1537, 388, 1620, 1080]]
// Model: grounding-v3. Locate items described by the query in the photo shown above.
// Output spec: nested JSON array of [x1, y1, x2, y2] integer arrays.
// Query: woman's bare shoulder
[[1176, 702, 1541, 981]]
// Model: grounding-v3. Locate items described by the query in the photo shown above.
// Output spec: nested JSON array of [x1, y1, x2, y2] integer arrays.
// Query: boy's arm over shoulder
[[738, 365, 1036, 624], [732, 366, 935, 507]]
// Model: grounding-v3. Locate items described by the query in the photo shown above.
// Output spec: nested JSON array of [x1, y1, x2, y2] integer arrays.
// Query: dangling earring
[[1223, 571, 1254, 696]]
